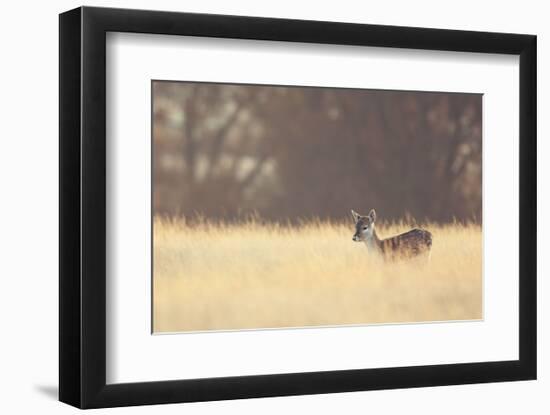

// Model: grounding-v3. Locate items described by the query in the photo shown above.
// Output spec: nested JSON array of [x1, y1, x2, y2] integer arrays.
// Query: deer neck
[[364, 226, 383, 253]]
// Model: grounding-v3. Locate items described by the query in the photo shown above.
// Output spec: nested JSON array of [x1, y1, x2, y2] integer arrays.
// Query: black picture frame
[[59, 6, 537, 409]]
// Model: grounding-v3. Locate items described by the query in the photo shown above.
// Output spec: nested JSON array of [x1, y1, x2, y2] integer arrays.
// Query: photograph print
[[152, 81, 482, 333]]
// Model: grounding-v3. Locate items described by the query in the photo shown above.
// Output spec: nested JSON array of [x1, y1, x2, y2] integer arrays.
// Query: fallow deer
[[351, 209, 432, 259]]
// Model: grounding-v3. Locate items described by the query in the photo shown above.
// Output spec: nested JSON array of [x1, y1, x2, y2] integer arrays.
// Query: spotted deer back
[[381, 228, 432, 257]]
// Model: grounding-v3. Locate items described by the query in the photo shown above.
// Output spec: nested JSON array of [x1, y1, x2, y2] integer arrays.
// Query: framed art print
[[59, 6, 536, 409]]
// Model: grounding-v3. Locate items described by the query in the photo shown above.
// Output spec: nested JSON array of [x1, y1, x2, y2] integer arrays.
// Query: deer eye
[[362, 226, 368, 230]]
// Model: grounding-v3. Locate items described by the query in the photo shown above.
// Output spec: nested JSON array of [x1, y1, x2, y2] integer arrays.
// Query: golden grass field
[[153, 218, 482, 333]]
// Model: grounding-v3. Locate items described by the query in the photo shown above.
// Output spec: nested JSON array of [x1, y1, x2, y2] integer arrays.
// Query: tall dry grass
[[153, 218, 482, 333]]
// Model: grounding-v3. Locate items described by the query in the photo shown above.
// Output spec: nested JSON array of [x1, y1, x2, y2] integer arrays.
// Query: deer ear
[[351, 210, 361, 222], [368, 209, 377, 222]]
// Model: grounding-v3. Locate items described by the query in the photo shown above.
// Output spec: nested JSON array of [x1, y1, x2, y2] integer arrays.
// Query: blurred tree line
[[153, 81, 481, 224]]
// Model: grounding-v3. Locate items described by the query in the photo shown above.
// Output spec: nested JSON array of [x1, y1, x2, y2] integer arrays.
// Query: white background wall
[[0, 0, 546, 413]]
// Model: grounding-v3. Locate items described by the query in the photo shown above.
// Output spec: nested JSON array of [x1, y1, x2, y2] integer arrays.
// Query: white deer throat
[[363, 229, 381, 253]]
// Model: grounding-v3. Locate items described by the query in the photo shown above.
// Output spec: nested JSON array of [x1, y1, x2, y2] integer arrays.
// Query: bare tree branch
[[204, 104, 243, 181], [239, 154, 269, 190]]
